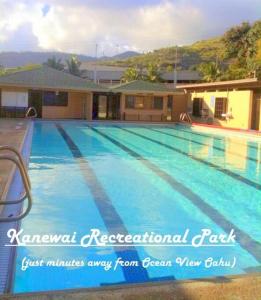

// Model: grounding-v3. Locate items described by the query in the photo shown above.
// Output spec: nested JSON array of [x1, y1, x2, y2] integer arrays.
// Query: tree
[[44, 56, 64, 71], [246, 58, 261, 79], [248, 20, 261, 58], [0, 65, 6, 76], [166, 65, 174, 72], [66, 55, 83, 77], [144, 63, 162, 82], [121, 67, 142, 82], [198, 62, 221, 82], [221, 63, 247, 80], [223, 22, 251, 61], [223, 21, 261, 65]]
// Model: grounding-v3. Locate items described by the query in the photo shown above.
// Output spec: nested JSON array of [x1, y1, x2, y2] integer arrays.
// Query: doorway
[[28, 90, 42, 118], [93, 93, 120, 120], [166, 95, 173, 121], [192, 98, 203, 117]]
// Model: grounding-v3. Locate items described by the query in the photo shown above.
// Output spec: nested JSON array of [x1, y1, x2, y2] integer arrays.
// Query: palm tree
[[121, 67, 142, 82], [66, 55, 83, 77], [44, 56, 64, 71], [145, 63, 162, 82], [0, 65, 6, 76], [198, 62, 221, 82]]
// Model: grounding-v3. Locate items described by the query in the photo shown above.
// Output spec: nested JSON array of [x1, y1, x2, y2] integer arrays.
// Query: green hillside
[[101, 37, 226, 70], [100, 20, 261, 81]]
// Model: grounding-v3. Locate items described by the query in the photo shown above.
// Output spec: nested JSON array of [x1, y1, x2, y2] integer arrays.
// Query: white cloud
[[0, 1, 41, 43], [28, 0, 205, 55], [0, 0, 260, 55]]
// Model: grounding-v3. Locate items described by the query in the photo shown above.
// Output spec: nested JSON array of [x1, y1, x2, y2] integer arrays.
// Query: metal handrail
[[180, 112, 192, 124], [25, 106, 37, 118], [0, 155, 32, 222], [0, 146, 31, 189]]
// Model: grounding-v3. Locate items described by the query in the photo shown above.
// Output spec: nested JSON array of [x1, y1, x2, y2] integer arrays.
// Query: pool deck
[[0, 119, 30, 207], [1, 273, 261, 300], [0, 119, 32, 294]]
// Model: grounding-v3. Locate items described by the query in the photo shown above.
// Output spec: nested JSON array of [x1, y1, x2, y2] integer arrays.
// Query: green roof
[[111, 80, 176, 93], [0, 65, 107, 92]]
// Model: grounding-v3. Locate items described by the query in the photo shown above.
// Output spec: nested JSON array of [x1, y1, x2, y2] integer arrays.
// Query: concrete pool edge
[[0, 120, 34, 294], [1, 272, 260, 300], [0, 120, 32, 204]]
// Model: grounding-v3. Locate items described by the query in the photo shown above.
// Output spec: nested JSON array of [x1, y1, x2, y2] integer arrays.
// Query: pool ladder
[[180, 112, 192, 124], [0, 146, 32, 222], [25, 106, 37, 118]]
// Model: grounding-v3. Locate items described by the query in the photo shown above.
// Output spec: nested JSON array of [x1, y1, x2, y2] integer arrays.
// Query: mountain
[[97, 21, 261, 74], [100, 37, 226, 70], [0, 51, 140, 68], [110, 51, 140, 60], [0, 51, 95, 68]]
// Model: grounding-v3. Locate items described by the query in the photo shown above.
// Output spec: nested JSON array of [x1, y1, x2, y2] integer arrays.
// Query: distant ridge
[[106, 51, 140, 60], [0, 51, 141, 68], [0, 51, 94, 68]]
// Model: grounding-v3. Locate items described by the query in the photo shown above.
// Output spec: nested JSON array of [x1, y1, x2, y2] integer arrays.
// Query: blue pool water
[[13, 121, 261, 292]]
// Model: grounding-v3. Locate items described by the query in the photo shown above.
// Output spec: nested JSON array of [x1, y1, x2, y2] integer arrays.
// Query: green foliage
[[44, 56, 64, 70], [166, 65, 174, 72], [144, 63, 162, 82], [223, 22, 253, 62], [122, 63, 162, 83], [0, 65, 6, 76], [220, 63, 248, 80], [66, 55, 83, 77], [101, 19, 261, 82], [221, 20, 261, 79], [121, 66, 142, 82], [198, 62, 221, 82], [101, 37, 225, 71], [0, 64, 41, 76]]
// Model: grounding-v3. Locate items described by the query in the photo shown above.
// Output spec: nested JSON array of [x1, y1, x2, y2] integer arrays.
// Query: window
[[125, 95, 135, 108], [152, 97, 163, 109], [125, 95, 145, 109], [125, 95, 164, 110], [192, 98, 203, 116], [135, 97, 145, 109], [214, 97, 227, 119], [43, 91, 68, 106], [57, 92, 68, 106]]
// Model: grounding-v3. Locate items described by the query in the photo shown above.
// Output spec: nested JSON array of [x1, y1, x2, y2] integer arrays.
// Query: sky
[[0, 0, 260, 56]]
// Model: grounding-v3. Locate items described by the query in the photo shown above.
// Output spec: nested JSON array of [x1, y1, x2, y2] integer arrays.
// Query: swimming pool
[[13, 121, 261, 292]]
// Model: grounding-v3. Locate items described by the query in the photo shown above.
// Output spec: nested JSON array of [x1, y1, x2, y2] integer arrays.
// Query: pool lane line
[[143, 127, 258, 164], [114, 126, 261, 191], [88, 125, 261, 263], [55, 124, 174, 284], [173, 125, 259, 151]]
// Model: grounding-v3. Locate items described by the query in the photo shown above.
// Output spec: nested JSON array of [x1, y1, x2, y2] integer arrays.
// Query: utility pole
[[173, 45, 178, 89], [94, 43, 98, 83]]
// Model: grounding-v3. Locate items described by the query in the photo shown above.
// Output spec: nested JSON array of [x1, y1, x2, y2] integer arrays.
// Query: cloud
[[0, 23, 40, 51], [0, 1, 42, 45], [0, 0, 260, 55], [31, 1, 205, 55]]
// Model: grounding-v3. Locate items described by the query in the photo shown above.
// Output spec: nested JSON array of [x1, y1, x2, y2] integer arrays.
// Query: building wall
[[120, 93, 187, 122], [188, 90, 253, 130], [42, 92, 91, 119], [172, 94, 188, 121], [0, 86, 93, 120], [252, 91, 261, 131], [120, 93, 167, 121]]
